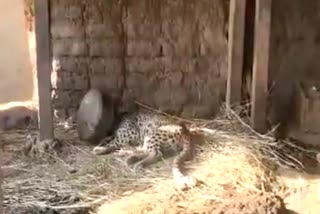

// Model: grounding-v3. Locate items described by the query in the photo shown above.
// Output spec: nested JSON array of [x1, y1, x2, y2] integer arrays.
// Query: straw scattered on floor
[[1, 105, 309, 214]]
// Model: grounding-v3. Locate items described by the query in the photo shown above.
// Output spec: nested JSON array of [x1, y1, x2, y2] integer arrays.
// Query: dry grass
[[97, 146, 270, 214], [2, 105, 313, 213], [279, 168, 320, 214], [95, 106, 304, 214]]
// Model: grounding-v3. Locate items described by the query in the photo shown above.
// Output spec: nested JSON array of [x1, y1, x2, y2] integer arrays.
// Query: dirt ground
[[1, 123, 176, 213], [1, 118, 320, 214]]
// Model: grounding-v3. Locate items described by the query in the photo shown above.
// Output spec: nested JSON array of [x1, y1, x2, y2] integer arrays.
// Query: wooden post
[[251, 0, 272, 133], [226, 0, 247, 107], [34, 0, 54, 140], [0, 158, 2, 214]]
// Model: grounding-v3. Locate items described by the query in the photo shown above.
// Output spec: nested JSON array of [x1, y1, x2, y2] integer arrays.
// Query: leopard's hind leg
[[126, 136, 163, 170], [128, 150, 163, 171]]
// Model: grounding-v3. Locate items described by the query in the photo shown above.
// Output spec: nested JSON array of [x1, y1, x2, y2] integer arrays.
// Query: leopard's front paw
[[92, 146, 108, 155]]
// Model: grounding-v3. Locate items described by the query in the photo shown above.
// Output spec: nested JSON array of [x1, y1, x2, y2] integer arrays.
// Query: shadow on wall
[[0, 0, 34, 104]]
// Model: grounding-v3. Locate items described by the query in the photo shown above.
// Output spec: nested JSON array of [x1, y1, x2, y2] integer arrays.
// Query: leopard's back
[[112, 112, 140, 145], [110, 110, 173, 146], [135, 111, 173, 141], [93, 110, 179, 155]]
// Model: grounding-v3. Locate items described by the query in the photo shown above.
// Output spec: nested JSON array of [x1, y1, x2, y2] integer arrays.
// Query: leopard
[[92, 110, 201, 188], [93, 110, 173, 154]]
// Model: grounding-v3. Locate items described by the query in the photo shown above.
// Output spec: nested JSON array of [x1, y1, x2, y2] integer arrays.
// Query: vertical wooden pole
[[34, 0, 54, 140], [226, 0, 247, 107], [0, 158, 2, 214], [251, 0, 272, 133]]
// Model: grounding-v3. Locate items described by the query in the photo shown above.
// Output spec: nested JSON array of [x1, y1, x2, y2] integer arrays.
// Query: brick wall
[[50, 0, 228, 119]]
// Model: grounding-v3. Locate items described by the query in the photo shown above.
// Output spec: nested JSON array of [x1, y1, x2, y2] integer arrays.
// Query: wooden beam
[[0, 160, 2, 214], [34, 0, 54, 140], [251, 0, 272, 133], [226, 0, 247, 107]]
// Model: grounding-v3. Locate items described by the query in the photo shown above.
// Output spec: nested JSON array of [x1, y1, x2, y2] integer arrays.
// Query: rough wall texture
[[268, 1, 320, 128], [270, 1, 320, 84], [50, 0, 228, 119]]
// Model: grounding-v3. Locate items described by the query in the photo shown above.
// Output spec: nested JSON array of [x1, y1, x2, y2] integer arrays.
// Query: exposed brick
[[52, 41, 67, 56], [89, 39, 122, 57], [53, 57, 89, 74], [88, 58, 105, 74], [69, 40, 88, 56], [104, 58, 122, 74], [86, 23, 120, 38], [155, 88, 187, 114], [125, 72, 159, 107], [126, 21, 160, 39], [126, 58, 163, 74], [168, 71, 184, 87], [199, 28, 226, 56], [89, 58, 122, 74], [51, 6, 83, 22], [161, 41, 174, 56], [161, 33, 200, 57], [161, 19, 183, 40], [50, 0, 228, 119], [53, 57, 72, 72], [126, 0, 161, 39], [83, 0, 104, 24], [51, 21, 85, 38], [90, 73, 123, 99], [52, 71, 89, 90], [168, 39, 199, 57], [52, 90, 86, 108], [127, 40, 161, 57], [72, 73, 89, 90], [52, 39, 88, 57], [50, 0, 84, 8], [161, 17, 200, 58], [90, 73, 122, 90], [160, 57, 197, 74]]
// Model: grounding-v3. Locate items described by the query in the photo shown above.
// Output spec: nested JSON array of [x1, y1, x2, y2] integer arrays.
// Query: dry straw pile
[[96, 106, 302, 214], [2, 104, 306, 213]]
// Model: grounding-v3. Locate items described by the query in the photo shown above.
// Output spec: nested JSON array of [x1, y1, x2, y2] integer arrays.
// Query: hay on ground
[[96, 107, 303, 214], [2, 105, 308, 214]]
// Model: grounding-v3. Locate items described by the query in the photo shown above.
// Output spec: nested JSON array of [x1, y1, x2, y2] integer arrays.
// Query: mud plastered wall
[[270, 1, 320, 91], [268, 1, 320, 123], [50, 0, 228, 119]]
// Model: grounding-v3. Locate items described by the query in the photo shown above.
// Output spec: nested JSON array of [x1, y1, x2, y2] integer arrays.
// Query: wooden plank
[[34, 0, 54, 140], [251, 0, 272, 133], [226, 0, 247, 107], [0, 159, 2, 214]]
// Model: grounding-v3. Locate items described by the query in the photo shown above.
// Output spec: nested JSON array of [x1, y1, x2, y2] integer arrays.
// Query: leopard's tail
[[178, 121, 191, 133], [177, 121, 216, 137], [172, 122, 197, 189]]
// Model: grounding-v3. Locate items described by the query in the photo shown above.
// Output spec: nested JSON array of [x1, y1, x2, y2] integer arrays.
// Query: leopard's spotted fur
[[93, 110, 199, 188], [93, 110, 173, 155]]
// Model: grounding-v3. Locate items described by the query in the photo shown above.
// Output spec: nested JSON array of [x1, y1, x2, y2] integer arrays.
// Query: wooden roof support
[[251, 0, 272, 133], [226, 0, 247, 108], [0, 161, 2, 214], [34, 0, 54, 141]]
